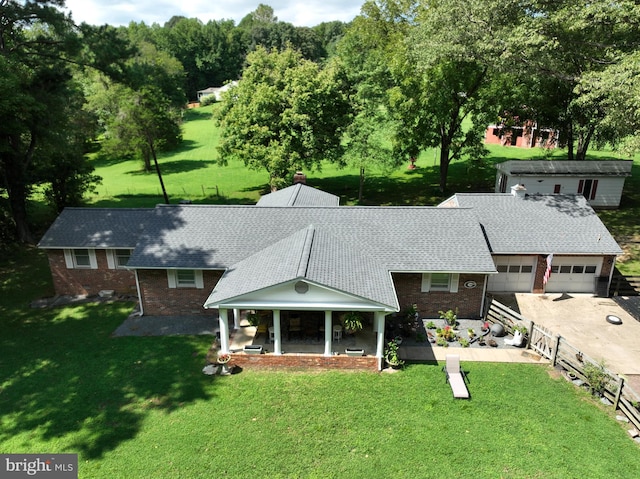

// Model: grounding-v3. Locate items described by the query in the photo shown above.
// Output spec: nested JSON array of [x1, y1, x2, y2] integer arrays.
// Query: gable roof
[[496, 160, 633, 177], [38, 208, 153, 249], [256, 183, 340, 207], [444, 193, 622, 255], [204, 225, 398, 309], [125, 204, 497, 273]]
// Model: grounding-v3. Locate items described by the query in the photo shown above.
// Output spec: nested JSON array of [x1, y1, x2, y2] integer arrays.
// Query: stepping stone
[[616, 415, 630, 423]]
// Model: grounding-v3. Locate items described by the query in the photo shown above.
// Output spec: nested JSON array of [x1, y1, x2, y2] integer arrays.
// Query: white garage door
[[545, 258, 601, 293], [487, 256, 535, 292]]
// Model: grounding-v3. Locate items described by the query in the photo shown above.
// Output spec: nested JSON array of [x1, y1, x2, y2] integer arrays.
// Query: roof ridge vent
[[287, 183, 302, 206], [296, 225, 315, 277]]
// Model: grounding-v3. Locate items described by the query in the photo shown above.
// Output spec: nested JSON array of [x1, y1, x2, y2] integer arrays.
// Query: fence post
[[526, 320, 534, 350], [614, 376, 624, 410], [551, 335, 561, 366]]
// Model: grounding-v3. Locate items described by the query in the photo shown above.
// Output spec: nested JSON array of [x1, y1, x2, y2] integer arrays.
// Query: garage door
[[487, 256, 535, 292], [545, 257, 601, 293]]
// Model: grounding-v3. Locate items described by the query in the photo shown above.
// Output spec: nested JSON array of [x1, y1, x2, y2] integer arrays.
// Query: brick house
[[38, 184, 621, 366]]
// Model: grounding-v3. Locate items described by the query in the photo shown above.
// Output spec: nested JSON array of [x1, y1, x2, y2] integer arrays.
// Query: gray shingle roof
[[38, 208, 153, 248], [449, 194, 622, 255], [495, 160, 633, 176], [125, 204, 496, 273], [204, 225, 399, 309], [256, 184, 340, 207]]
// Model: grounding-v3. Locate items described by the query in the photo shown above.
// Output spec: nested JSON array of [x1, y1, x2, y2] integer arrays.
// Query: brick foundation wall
[[391, 273, 485, 319], [227, 353, 379, 371], [138, 269, 223, 316], [46, 250, 136, 296]]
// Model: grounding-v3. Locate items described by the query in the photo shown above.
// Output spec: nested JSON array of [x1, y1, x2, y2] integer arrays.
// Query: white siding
[[496, 174, 625, 208]]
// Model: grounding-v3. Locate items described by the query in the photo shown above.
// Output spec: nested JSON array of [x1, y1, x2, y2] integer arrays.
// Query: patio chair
[[443, 354, 470, 399]]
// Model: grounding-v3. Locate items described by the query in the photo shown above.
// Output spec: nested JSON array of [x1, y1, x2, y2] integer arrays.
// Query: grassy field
[[84, 104, 640, 273], [1, 250, 639, 478]]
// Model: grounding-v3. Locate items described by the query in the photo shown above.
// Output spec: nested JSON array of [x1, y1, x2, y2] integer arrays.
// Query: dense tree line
[[0, 1, 347, 244], [216, 0, 640, 194]]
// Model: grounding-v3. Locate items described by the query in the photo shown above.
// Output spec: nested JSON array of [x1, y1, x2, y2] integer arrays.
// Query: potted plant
[[384, 340, 405, 369], [342, 312, 364, 334], [246, 311, 260, 327], [438, 308, 458, 327]]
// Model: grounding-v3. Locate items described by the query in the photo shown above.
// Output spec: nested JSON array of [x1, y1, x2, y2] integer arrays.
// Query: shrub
[[199, 94, 217, 106], [583, 359, 613, 397]]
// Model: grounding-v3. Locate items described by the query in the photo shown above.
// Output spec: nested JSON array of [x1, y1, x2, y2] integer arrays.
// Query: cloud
[[64, 0, 362, 27]]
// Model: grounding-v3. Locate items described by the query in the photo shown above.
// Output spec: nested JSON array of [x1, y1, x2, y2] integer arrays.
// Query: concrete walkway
[[400, 344, 547, 364]]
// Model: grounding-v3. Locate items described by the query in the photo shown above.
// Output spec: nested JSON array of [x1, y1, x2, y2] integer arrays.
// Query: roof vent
[[510, 184, 527, 199]]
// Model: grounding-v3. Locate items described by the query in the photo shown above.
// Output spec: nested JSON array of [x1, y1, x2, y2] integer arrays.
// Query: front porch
[[217, 311, 381, 370]]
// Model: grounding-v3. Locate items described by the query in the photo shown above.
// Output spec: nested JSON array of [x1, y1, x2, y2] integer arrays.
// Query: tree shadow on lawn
[[125, 158, 214, 176], [310, 162, 495, 207], [0, 302, 214, 459], [91, 140, 202, 170]]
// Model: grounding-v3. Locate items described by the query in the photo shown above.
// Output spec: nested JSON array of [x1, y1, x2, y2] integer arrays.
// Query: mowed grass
[[85, 104, 640, 272], [1, 249, 639, 478]]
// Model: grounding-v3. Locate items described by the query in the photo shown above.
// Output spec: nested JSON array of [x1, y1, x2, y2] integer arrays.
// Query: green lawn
[[83, 105, 640, 273], [1, 249, 639, 478]]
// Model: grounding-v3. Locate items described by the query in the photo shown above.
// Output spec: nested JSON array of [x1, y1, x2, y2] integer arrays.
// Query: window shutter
[[590, 180, 598, 200], [106, 250, 115, 269], [421, 273, 431, 292], [577, 179, 584, 194], [167, 270, 177, 288], [88, 250, 98, 269], [195, 270, 204, 289], [450, 274, 460, 293], [63, 249, 74, 269]]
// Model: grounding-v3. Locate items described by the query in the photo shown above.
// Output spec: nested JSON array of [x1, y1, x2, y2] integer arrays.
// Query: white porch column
[[324, 310, 332, 357], [273, 310, 282, 355], [218, 308, 230, 353], [233, 308, 241, 329], [375, 311, 386, 359]]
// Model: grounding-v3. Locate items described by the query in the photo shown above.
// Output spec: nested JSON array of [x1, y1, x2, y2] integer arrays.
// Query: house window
[[421, 273, 460, 293], [553, 184, 561, 194], [64, 249, 97, 269], [177, 270, 196, 287], [167, 269, 204, 289], [74, 249, 91, 268], [430, 273, 450, 291], [115, 249, 131, 268]]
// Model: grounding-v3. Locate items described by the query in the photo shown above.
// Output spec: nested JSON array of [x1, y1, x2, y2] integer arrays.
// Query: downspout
[[134, 269, 144, 316], [479, 275, 488, 318]]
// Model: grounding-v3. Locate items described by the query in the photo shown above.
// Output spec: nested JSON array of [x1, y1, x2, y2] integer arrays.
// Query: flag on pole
[[543, 254, 553, 285]]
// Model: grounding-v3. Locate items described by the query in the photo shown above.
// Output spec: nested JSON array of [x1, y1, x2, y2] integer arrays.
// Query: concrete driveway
[[515, 293, 640, 391]]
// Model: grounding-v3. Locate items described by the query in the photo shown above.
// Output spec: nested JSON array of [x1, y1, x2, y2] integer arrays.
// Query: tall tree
[[0, 0, 111, 242], [504, 0, 640, 160], [406, 0, 527, 191], [216, 46, 351, 190]]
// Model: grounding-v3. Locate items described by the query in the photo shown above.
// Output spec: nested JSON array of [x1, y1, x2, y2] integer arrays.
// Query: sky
[[63, 1, 364, 28]]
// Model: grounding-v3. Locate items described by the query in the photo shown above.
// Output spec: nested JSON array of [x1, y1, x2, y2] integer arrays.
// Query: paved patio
[[515, 293, 640, 391]]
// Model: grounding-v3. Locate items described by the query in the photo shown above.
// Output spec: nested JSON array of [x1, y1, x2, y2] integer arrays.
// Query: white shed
[[495, 160, 633, 208]]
